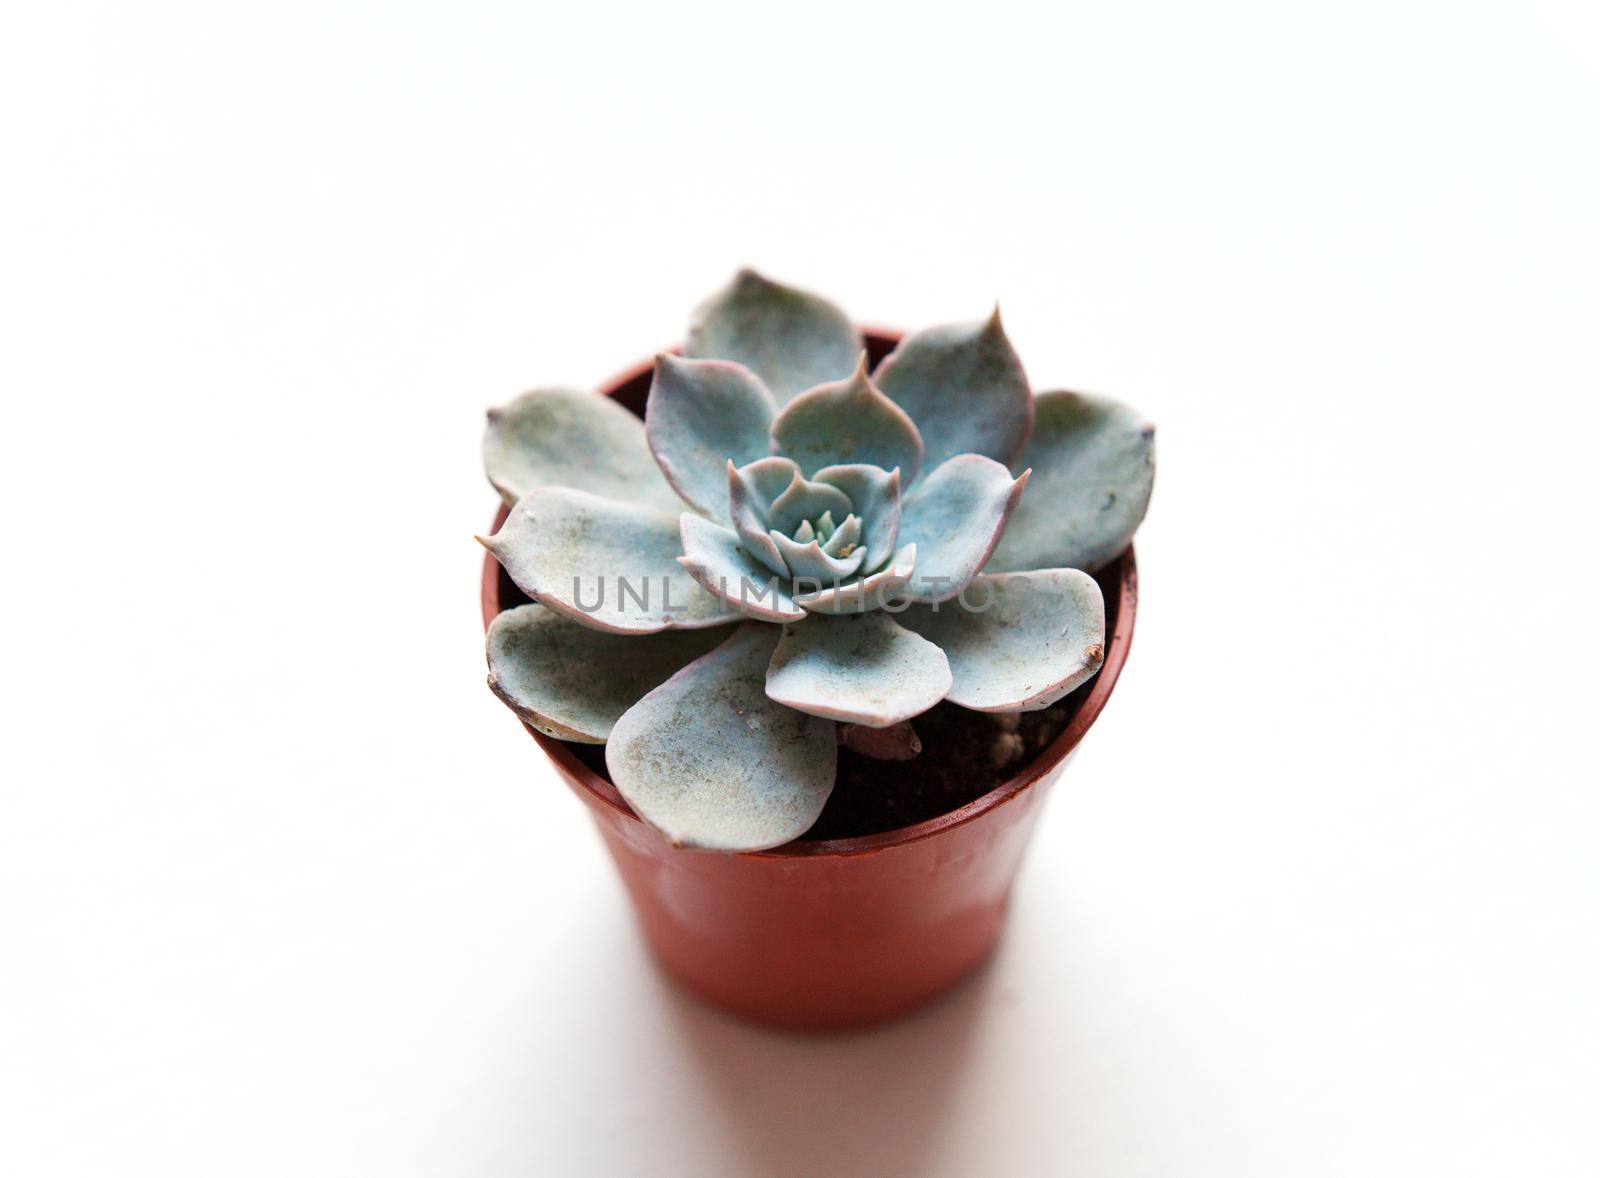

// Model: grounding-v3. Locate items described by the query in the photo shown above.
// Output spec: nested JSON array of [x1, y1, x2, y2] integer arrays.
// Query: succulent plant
[[480, 271, 1155, 851]]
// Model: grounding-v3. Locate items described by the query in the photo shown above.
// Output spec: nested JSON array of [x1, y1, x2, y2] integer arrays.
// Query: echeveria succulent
[[481, 271, 1155, 851]]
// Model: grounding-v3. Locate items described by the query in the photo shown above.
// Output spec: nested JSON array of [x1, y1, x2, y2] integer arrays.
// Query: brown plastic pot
[[480, 331, 1138, 1031]]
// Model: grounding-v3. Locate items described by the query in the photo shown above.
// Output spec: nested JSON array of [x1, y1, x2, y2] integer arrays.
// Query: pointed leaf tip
[[875, 314, 1033, 474], [485, 487, 736, 633], [896, 455, 1025, 602], [811, 462, 904, 573], [646, 354, 777, 520], [687, 272, 860, 405], [483, 387, 686, 511], [771, 365, 923, 481], [679, 513, 807, 622]]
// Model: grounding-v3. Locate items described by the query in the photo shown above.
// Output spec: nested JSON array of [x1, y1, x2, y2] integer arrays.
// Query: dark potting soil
[[801, 697, 1081, 839], [565, 689, 1084, 842]]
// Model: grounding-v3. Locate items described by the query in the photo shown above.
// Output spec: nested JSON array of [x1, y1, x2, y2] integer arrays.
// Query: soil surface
[[566, 690, 1084, 841], [804, 700, 1080, 839]]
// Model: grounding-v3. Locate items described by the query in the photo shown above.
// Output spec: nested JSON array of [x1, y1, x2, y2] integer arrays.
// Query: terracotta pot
[[480, 331, 1139, 1031]]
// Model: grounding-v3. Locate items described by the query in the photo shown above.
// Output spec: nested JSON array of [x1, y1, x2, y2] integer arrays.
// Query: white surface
[[3, 2, 1598, 1175]]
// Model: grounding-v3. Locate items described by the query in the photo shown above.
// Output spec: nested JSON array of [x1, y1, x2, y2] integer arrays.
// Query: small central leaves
[[820, 514, 862, 559], [766, 472, 854, 538]]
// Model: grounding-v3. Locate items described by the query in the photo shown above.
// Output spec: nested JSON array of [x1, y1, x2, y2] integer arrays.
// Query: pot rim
[[479, 336, 1139, 861]]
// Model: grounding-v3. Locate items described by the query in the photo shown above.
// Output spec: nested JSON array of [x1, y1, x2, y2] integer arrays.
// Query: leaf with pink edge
[[646, 354, 776, 520], [486, 604, 730, 742], [770, 356, 923, 481], [484, 388, 686, 511], [793, 544, 917, 615], [813, 463, 901, 572], [686, 269, 861, 405], [606, 625, 838, 851], [874, 308, 1033, 475], [765, 612, 951, 727], [896, 569, 1105, 711], [896, 456, 1028, 603], [478, 487, 737, 633], [985, 391, 1155, 574], [678, 513, 807, 623]]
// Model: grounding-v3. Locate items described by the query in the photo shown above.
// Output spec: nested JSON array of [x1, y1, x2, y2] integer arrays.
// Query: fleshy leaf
[[479, 487, 736, 633], [794, 544, 917, 615], [766, 611, 951, 727], [787, 544, 915, 617], [896, 456, 1028, 602], [686, 269, 861, 405], [765, 471, 855, 538], [820, 514, 862, 558], [985, 391, 1156, 574], [646, 354, 776, 520], [813, 464, 901, 572], [606, 625, 838, 851], [770, 533, 866, 583], [484, 388, 686, 511], [487, 603, 729, 742], [678, 513, 807, 623], [874, 308, 1034, 475], [770, 355, 923, 481], [727, 457, 796, 577], [896, 569, 1105, 711]]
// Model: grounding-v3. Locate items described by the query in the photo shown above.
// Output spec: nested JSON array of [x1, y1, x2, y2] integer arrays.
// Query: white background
[[3, 2, 1598, 1174]]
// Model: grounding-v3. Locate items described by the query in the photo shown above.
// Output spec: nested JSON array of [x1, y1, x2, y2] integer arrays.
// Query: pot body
[[481, 331, 1137, 1031], [555, 748, 1070, 1030]]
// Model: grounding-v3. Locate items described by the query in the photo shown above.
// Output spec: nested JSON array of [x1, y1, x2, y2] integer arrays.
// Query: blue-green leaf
[[765, 612, 951, 727], [646, 354, 776, 520], [813, 463, 901, 572], [769, 533, 866, 583], [765, 470, 854, 537], [487, 604, 729, 742], [896, 456, 1028, 602], [896, 569, 1105, 711], [479, 487, 737, 633], [727, 457, 798, 577], [794, 544, 917, 615], [875, 308, 1033, 475], [607, 625, 838, 851], [484, 388, 686, 511], [686, 269, 861, 405], [678, 513, 807, 623], [770, 355, 923, 481], [985, 391, 1155, 574]]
